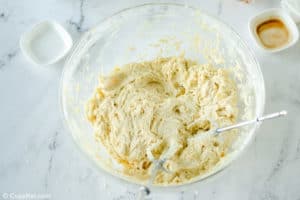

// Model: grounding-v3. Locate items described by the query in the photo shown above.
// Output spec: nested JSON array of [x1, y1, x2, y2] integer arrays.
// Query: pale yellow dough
[[86, 56, 238, 185]]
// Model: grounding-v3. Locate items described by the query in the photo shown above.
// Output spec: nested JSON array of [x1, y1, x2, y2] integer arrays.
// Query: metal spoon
[[138, 110, 287, 199], [213, 110, 287, 135]]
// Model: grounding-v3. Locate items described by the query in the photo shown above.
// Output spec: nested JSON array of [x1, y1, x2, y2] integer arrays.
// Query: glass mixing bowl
[[60, 3, 265, 190]]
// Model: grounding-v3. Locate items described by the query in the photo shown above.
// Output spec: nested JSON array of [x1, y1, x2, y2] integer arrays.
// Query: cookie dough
[[86, 56, 238, 185]]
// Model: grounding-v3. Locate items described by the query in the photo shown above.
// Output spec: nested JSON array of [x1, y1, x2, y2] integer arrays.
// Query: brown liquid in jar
[[256, 19, 290, 49]]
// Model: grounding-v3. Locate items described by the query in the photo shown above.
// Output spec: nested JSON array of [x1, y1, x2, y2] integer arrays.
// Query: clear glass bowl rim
[[59, 2, 266, 191]]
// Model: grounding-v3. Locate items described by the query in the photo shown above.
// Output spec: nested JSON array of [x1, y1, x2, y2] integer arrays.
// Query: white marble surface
[[0, 0, 300, 199]]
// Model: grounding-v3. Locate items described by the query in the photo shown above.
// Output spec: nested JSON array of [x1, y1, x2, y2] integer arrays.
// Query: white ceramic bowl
[[248, 8, 299, 53], [20, 21, 73, 66]]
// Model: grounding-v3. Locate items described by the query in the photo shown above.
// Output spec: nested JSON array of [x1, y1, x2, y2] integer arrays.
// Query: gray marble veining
[[0, 0, 299, 199], [68, 0, 86, 32]]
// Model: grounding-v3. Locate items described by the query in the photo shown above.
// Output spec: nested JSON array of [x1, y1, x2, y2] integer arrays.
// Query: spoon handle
[[215, 110, 287, 134]]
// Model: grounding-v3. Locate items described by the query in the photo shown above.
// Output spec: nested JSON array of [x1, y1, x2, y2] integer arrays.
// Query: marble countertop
[[0, 0, 299, 199]]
